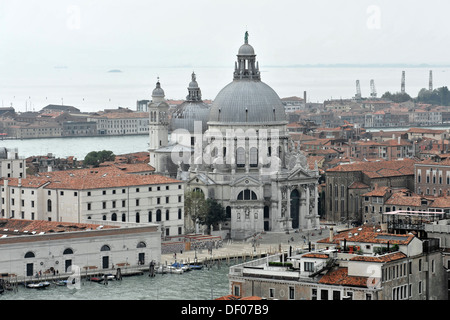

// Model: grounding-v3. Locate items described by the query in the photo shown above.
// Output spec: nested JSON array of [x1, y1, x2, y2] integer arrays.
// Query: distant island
[[108, 69, 123, 73]]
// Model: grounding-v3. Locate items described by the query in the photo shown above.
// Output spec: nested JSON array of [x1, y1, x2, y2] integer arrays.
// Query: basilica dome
[[208, 80, 286, 124], [208, 32, 286, 125], [171, 72, 210, 133]]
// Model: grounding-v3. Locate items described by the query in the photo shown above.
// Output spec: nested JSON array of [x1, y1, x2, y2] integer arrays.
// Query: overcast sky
[[1, 0, 450, 71]]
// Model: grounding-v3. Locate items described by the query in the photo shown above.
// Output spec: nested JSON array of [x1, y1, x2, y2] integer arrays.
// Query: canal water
[[0, 262, 234, 300], [0, 135, 150, 160]]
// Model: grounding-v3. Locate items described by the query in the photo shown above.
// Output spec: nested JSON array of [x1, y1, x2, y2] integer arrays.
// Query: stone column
[[299, 184, 308, 229]]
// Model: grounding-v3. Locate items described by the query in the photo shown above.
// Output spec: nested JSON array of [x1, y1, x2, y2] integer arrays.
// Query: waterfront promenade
[[160, 229, 329, 266]]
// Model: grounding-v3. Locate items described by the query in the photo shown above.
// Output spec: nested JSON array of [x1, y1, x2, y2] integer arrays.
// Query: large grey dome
[[208, 32, 286, 125], [208, 80, 286, 124]]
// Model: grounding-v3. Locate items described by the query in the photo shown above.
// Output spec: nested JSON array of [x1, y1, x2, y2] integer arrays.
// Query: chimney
[[329, 227, 334, 242]]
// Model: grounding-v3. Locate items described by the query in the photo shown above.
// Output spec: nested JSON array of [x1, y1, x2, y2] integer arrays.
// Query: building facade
[[228, 225, 447, 300], [178, 33, 321, 239], [325, 159, 416, 225], [0, 219, 160, 279], [0, 148, 26, 179], [90, 111, 150, 136], [0, 165, 185, 238]]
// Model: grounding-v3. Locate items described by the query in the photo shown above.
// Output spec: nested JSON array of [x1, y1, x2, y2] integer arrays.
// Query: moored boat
[[171, 262, 190, 272], [89, 277, 104, 283], [26, 281, 50, 289], [189, 264, 203, 270], [166, 265, 184, 274]]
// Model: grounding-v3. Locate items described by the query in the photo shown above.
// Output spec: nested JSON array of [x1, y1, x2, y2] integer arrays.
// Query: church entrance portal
[[290, 189, 300, 229]]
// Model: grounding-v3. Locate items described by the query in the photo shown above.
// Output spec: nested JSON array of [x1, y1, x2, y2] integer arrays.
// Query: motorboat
[[89, 277, 104, 283], [26, 281, 50, 289], [166, 265, 184, 274], [189, 264, 204, 270], [53, 279, 68, 286], [171, 262, 190, 272]]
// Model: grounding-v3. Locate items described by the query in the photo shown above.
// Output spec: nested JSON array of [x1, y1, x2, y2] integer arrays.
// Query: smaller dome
[[238, 43, 255, 56], [152, 81, 165, 98], [189, 80, 198, 88]]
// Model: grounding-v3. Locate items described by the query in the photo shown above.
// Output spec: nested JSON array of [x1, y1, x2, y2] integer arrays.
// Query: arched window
[[226, 206, 231, 219], [156, 209, 162, 222], [236, 147, 245, 167], [193, 188, 204, 195], [148, 211, 152, 222], [63, 248, 74, 255], [136, 212, 140, 223], [137, 241, 146, 248], [24, 251, 35, 258], [237, 189, 257, 200], [122, 213, 126, 222], [111, 213, 117, 221], [100, 245, 111, 251], [47, 199, 52, 212], [249, 147, 258, 167]]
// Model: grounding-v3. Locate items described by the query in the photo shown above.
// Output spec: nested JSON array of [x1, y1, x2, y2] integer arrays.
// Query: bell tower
[[148, 78, 169, 171]]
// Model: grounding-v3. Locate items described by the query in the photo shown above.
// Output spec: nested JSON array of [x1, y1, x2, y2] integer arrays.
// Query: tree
[[202, 198, 226, 234], [381, 91, 412, 103], [414, 86, 450, 106], [184, 190, 208, 233], [184, 190, 226, 234], [83, 150, 115, 167]]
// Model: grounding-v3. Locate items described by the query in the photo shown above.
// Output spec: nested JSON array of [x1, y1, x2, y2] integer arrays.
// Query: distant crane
[[429, 70, 433, 91], [370, 79, 377, 98], [355, 80, 362, 100], [401, 71, 406, 94]]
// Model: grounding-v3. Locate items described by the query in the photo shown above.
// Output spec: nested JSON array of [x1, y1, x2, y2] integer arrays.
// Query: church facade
[[148, 33, 320, 239]]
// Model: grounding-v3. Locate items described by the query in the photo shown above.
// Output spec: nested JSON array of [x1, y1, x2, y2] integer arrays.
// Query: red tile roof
[[350, 252, 406, 263], [318, 268, 369, 288], [3, 165, 180, 190], [327, 159, 416, 178], [215, 295, 262, 300], [362, 186, 390, 197], [317, 225, 415, 246], [302, 253, 329, 259], [0, 218, 117, 236]]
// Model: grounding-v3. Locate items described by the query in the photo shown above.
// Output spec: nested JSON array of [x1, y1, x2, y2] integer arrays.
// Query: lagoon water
[[2, 64, 450, 159], [1, 65, 450, 114], [0, 135, 150, 159]]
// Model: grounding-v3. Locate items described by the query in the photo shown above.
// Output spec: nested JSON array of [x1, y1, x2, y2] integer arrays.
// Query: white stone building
[[90, 111, 150, 136], [0, 164, 185, 238], [228, 225, 447, 300], [0, 147, 26, 179], [0, 219, 160, 279]]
